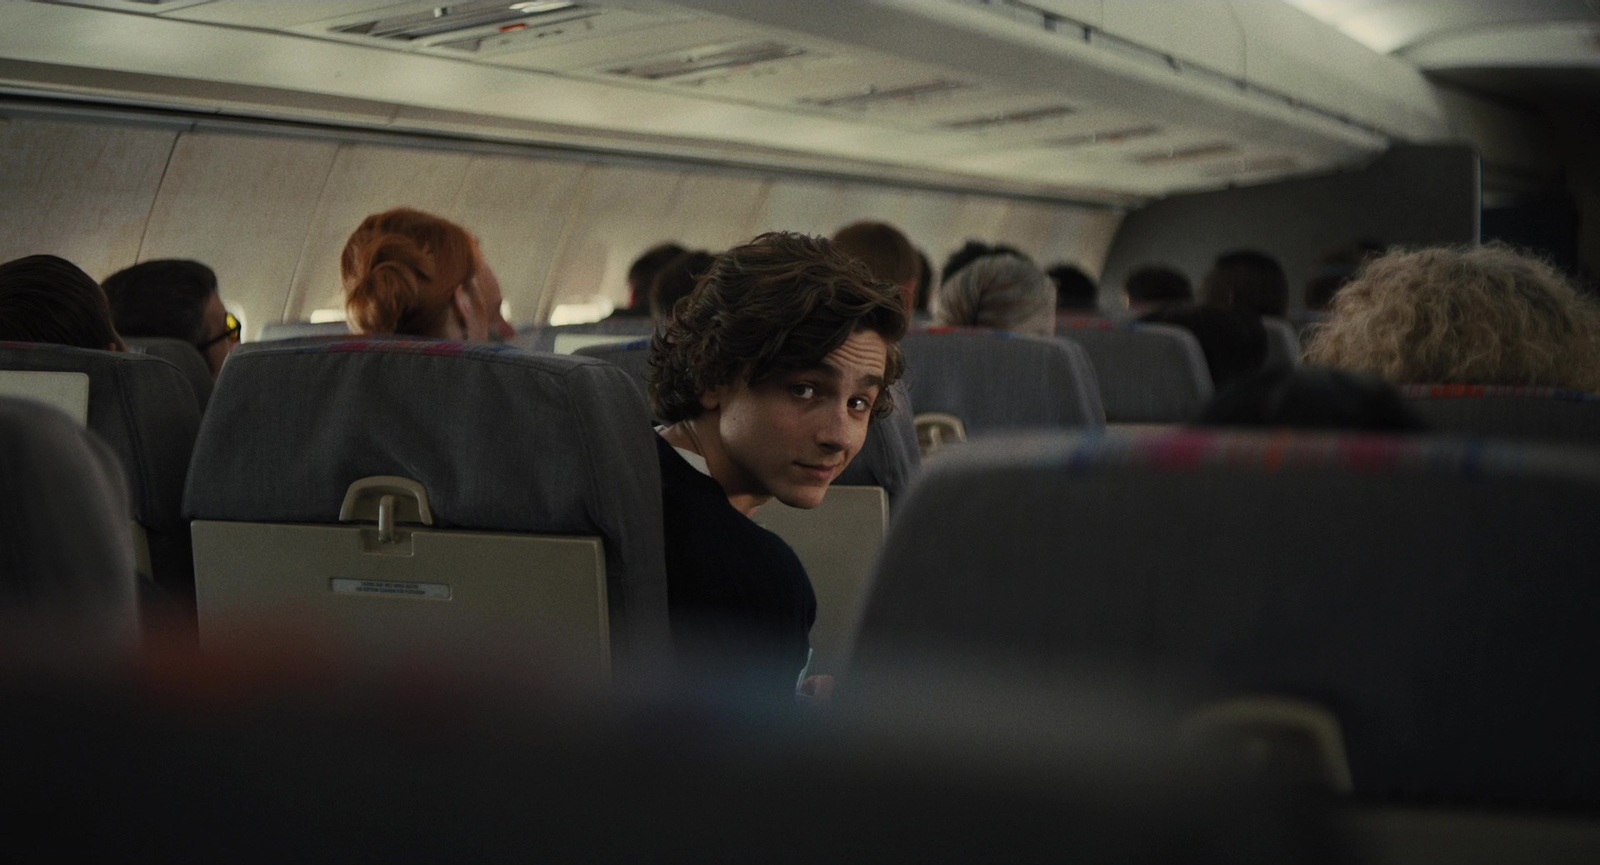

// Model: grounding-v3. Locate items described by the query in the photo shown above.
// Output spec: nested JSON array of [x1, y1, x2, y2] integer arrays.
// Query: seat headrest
[[0, 396, 138, 629], [0, 343, 200, 532], [185, 339, 668, 659], [858, 429, 1600, 806], [899, 329, 1104, 431]]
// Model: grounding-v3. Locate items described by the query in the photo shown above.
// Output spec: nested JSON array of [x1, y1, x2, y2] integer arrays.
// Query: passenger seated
[[1047, 263, 1098, 313], [647, 232, 906, 701], [940, 239, 1029, 285], [648, 249, 716, 328], [1199, 366, 1428, 431], [1124, 265, 1192, 316], [1303, 240, 1385, 314], [611, 241, 685, 320], [102, 259, 238, 379], [341, 207, 514, 342], [1202, 249, 1289, 319], [912, 249, 934, 320], [0, 255, 124, 351], [832, 221, 922, 316], [1305, 243, 1600, 393], [933, 253, 1055, 337], [1140, 304, 1268, 388]]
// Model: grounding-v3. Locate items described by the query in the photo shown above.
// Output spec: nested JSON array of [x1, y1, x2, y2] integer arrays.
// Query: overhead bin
[[1, 0, 1449, 199]]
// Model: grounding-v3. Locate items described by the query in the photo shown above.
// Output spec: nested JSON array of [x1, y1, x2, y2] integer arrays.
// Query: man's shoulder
[[654, 435, 803, 570]]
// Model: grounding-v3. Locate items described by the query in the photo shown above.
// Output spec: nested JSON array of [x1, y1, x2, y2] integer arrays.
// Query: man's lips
[[795, 461, 841, 481]]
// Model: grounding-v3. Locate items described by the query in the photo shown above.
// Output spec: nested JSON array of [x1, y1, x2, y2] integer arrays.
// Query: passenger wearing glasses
[[103, 258, 240, 379]]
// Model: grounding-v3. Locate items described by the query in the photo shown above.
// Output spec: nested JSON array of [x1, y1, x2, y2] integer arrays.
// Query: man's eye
[[790, 383, 816, 399], [848, 396, 873, 412]]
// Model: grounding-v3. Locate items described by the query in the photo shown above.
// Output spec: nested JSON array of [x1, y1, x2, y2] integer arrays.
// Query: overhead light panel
[[607, 41, 807, 81], [1133, 143, 1238, 165], [332, 1, 594, 42], [1050, 126, 1162, 148], [941, 104, 1076, 131], [802, 80, 971, 110]]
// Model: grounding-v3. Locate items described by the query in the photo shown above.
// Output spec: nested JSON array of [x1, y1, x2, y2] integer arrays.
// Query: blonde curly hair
[[1304, 244, 1600, 393]]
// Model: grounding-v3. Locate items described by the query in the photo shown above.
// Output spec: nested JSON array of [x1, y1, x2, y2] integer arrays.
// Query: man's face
[[704, 329, 889, 512], [198, 291, 238, 378]]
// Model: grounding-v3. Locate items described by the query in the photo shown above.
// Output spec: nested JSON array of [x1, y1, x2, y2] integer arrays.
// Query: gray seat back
[[1054, 317, 1213, 422], [515, 318, 656, 354], [854, 429, 1600, 807], [259, 321, 351, 341], [898, 329, 1105, 434], [184, 338, 670, 676], [0, 344, 201, 601], [124, 337, 212, 413], [0, 396, 138, 636], [1262, 317, 1301, 369], [1401, 385, 1600, 447]]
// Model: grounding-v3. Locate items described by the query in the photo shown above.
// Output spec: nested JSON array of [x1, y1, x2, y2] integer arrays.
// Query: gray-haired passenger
[[932, 253, 1055, 337]]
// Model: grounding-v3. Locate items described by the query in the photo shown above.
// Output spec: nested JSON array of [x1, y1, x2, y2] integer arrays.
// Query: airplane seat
[[184, 338, 670, 682], [1401, 385, 1600, 446], [124, 336, 213, 412], [572, 336, 652, 390], [1262, 316, 1302, 369], [257, 321, 351, 341], [898, 328, 1105, 448], [0, 343, 201, 609], [0, 396, 139, 641], [1054, 317, 1214, 423], [575, 338, 919, 675], [514, 319, 655, 354], [850, 428, 1600, 808]]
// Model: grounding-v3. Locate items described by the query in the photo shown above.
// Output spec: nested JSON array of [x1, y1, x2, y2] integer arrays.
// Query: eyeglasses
[[196, 312, 241, 351]]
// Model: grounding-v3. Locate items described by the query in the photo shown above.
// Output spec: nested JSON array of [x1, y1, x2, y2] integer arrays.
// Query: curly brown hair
[[648, 232, 908, 423], [1304, 243, 1600, 393]]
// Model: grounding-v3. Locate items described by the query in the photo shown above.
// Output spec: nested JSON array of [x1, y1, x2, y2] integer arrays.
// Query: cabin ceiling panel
[[441, 153, 589, 326], [656, 172, 772, 252], [137, 131, 342, 342], [539, 163, 687, 312], [0, 116, 175, 280], [751, 178, 851, 239], [1282, 0, 1599, 57], [285, 143, 474, 320], [5, 0, 1441, 200]]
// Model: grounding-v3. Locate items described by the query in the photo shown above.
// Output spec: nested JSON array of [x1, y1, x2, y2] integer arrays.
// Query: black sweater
[[655, 433, 816, 700]]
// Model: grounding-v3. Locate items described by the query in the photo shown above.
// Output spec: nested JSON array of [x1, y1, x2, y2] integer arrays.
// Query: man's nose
[[816, 402, 851, 453]]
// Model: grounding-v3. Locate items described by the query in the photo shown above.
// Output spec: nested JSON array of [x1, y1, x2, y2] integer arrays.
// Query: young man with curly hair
[[647, 232, 907, 701]]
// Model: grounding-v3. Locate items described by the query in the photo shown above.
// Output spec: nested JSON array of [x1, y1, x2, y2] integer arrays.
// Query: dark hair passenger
[[1202, 249, 1289, 318], [1140, 304, 1268, 388], [618, 242, 686, 318], [831, 221, 921, 316], [648, 249, 716, 328], [1047, 263, 1098, 312], [102, 258, 238, 378], [1199, 366, 1429, 432], [1124, 265, 1193, 316], [647, 232, 907, 701], [0, 255, 124, 351]]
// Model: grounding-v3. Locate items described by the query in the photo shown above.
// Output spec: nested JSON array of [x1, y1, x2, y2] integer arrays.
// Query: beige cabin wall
[[0, 114, 1123, 335]]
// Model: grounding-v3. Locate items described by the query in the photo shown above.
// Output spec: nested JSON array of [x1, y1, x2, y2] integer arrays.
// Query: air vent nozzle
[[802, 80, 971, 110], [333, 1, 592, 42], [607, 41, 807, 81], [942, 104, 1076, 131]]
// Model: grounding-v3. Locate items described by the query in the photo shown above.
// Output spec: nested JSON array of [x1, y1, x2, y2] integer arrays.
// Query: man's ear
[[699, 385, 724, 412]]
